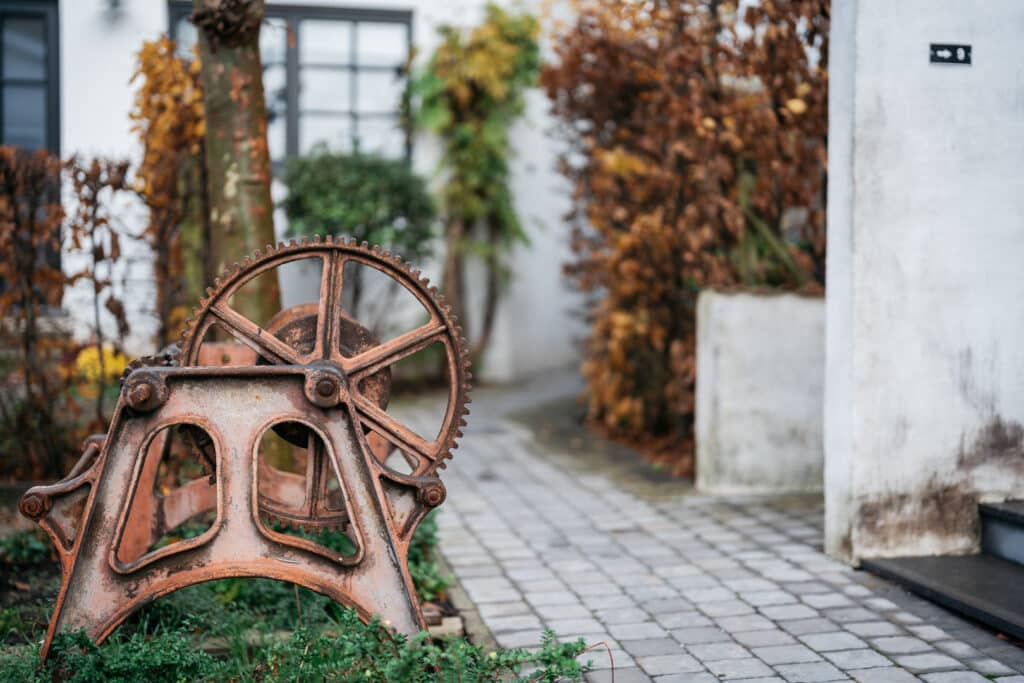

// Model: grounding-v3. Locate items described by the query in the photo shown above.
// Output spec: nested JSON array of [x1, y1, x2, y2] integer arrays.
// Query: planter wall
[[696, 290, 825, 494]]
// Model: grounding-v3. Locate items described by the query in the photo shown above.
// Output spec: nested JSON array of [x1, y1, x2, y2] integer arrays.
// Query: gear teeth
[[178, 236, 473, 481]]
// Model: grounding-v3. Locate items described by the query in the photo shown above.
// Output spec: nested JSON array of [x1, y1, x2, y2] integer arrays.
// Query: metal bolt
[[418, 482, 446, 508], [19, 492, 49, 520], [127, 382, 153, 408], [316, 378, 337, 398]]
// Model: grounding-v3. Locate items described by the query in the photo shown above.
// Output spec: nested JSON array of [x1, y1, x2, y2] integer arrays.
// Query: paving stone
[[619, 638, 684, 657], [585, 666, 651, 683], [686, 642, 751, 662], [872, 636, 934, 654], [525, 590, 582, 607], [967, 657, 1015, 675], [682, 587, 736, 603], [774, 661, 848, 682], [762, 604, 820, 621], [822, 649, 892, 670], [609, 622, 670, 640], [635, 653, 704, 675], [496, 629, 545, 648], [705, 657, 776, 680], [671, 626, 733, 645], [653, 674, 719, 683], [802, 593, 854, 609], [642, 598, 697, 615], [575, 582, 625, 597], [716, 614, 777, 632], [745, 590, 799, 607], [908, 625, 950, 642], [547, 618, 605, 637], [779, 618, 838, 636], [656, 611, 712, 629], [752, 644, 821, 665], [799, 632, 868, 652], [824, 607, 879, 623], [894, 653, 964, 673], [849, 667, 920, 682], [487, 614, 543, 632], [535, 603, 592, 620], [844, 621, 904, 637], [934, 640, 980, 658], [698, 600, 756, 617], [863, 597, 899, 611], [583, 593, 636, 610], [735, 630, 798, 647], [921, 673, 991, 683], [478, 601, 532, 618]]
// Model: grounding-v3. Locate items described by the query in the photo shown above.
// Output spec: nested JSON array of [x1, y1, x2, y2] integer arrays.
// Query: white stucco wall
[[696, 291, 825, 495], [825, 0, 1024, 561], [57, 0, 583, 382]]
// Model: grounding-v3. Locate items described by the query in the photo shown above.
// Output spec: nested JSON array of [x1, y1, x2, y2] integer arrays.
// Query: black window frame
[[0, 0, 61, 155], [0, 0, 61, 281], [168, 1, 412, 165]]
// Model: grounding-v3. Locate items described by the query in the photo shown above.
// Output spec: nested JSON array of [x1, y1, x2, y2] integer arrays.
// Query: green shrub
[[0, 529, 52, 566], [0, 616, 588, 682], [282, 148, 435, 262]]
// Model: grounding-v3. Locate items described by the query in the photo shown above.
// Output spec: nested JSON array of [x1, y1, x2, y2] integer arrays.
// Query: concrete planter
[[695, 290, 825, 494]]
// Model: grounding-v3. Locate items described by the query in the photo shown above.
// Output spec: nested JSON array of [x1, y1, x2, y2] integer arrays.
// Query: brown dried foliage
[[65, 155, 133, 430], [0, 148, 73, 478], [541, 0, 829, 474], [131, 36, 211, 347]]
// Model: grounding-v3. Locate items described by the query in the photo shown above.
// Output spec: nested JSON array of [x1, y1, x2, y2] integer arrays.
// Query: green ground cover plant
[[0, 514, 588, 681]]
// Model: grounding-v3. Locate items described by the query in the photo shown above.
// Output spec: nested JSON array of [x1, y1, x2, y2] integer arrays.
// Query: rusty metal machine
[[19, 238, 471, 660]]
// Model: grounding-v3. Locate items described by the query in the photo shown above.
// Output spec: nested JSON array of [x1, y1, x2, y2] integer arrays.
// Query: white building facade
[[11, 0, 582, 382]]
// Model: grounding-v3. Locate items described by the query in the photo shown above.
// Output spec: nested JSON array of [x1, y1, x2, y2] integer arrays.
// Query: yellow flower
[[74, 344, 129, 384]]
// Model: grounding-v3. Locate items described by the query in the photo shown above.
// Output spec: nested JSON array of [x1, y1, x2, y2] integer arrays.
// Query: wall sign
[[930, 44, 971, 65]]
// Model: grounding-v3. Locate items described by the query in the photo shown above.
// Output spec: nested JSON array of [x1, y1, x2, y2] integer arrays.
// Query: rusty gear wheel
[[178, 236, 472, 484]]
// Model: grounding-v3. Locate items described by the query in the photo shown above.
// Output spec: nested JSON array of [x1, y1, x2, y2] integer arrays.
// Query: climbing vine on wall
[[413, 4, 539, 362], [130, 36, 211, 349], [542, 0, 829, 474]]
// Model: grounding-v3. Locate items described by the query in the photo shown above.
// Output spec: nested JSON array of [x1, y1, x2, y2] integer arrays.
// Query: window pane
[[268, 109, 285, 162], [265, 63, 287, 119], [356, 22, 407, 67], [300, 114, 351, 154], [260, 17, 288, 66], [3, 84, 46, 149], [173, 17, 197, 58], [356, 70, 404, 114], [300, 67, 350, 113], [300, 19, 351, 65], [356, 118, 405, 159], [3, 17, 46, 80]]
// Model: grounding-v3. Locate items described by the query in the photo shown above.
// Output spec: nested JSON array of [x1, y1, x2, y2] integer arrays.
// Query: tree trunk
[[192, 0, 279, 322], [441, 217, 468, 337]]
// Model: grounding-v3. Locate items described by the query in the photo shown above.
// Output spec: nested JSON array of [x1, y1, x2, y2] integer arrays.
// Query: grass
[[0, 513, 589, 681]]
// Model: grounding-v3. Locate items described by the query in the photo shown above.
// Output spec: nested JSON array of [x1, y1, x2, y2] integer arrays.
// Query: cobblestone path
[[402, 377, 1024, 682]]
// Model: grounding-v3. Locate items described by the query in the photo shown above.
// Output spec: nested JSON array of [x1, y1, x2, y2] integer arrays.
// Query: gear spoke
[[209, 303, 304, 365], [345, 321, 447, 377], [179, 239, 471, 483], [352, 398, 436, 468], [314, 252, 345, 361]]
